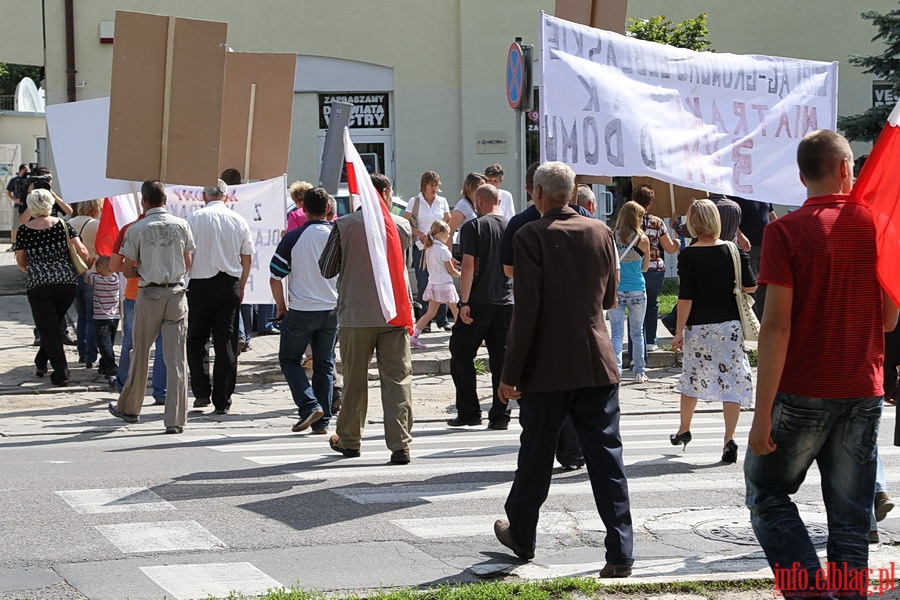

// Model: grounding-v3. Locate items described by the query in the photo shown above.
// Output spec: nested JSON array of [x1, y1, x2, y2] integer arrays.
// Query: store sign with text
[[319, 94, 390, 129]]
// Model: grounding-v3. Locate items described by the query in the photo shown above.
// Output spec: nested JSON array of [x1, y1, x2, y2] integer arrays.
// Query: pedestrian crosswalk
[[48, 410, 898, 599]]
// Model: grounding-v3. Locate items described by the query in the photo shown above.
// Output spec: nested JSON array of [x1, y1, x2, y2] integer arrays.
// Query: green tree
[[626, 13, 712, 52], [0, 63, 42, 96], [837, 6, 900, 143]]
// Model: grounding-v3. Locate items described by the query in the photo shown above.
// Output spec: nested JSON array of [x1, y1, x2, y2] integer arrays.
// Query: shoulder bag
[[726, 241, 759, 342], [62, 219, 89, 275]]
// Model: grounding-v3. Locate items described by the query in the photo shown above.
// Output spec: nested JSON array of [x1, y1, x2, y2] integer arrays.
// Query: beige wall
[[25, 1, 896, 201], [0, 112, 47, 233]]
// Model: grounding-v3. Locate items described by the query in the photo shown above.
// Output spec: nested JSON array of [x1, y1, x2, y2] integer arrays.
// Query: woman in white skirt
[[410, 220, 461, 349], [669, 199, 757, 463]]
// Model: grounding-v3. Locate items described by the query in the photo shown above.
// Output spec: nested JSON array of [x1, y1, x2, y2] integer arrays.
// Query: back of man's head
[[632, 184, 655, 209], [576, 184, 596, 209], [220, 168, 242, 186], [797, 129, 853, 183], [371, 173, 392, 199], [475, 183, 500, 206], [303, 187, 332, 218], [524, 161, 540, 195], [203, 179, 227, 200], [141, 180, 167, 206], [534, 162, 575, 207]]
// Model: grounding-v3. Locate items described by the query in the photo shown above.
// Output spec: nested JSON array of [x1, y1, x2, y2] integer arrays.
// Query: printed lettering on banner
[[165, 176, 287, 304], [539, 13, 839, 206]]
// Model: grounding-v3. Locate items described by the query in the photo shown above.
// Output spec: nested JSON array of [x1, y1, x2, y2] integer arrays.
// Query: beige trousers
[[117, 286, 188, 428], [336, 326, 413, 451]]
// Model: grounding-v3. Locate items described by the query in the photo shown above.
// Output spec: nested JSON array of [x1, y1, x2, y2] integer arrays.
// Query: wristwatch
[[458, 301, 468, 308]]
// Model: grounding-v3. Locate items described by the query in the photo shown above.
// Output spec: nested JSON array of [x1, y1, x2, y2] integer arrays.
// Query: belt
[[143, 282, 183, 288]]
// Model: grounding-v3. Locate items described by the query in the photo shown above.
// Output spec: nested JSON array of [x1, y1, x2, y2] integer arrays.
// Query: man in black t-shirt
[[6, 164, 29, 249], [448, 184, 513, 430]]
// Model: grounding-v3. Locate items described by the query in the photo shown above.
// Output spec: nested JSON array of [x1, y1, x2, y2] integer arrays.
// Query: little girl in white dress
[[411, 220, 460, 349]]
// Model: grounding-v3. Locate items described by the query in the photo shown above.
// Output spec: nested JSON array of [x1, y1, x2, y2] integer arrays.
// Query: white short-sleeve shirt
[[408, 193, 450, 250], [425, 240, 454, 285]]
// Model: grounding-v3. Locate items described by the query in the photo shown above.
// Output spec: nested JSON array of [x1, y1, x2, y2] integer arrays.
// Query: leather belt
[[143, 282, 183, 288]]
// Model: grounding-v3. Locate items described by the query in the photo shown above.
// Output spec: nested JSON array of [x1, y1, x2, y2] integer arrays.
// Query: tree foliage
[[0, 63, 42, 97], [626, 14, 712, 52], [837, 6, 900, 143]]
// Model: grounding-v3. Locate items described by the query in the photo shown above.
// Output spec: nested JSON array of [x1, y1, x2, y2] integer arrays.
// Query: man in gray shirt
[[108, 180, 195, 434]]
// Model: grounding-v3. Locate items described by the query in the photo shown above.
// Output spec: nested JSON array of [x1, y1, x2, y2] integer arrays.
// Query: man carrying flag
[[318, 128, 415, 465], [745, 129, 898, 598]]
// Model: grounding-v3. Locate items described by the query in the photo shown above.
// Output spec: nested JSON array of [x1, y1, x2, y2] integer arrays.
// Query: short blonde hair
[[686, 199, 721, 238], [75, 198, 104, 217], [26, 189, 55, 217], [288, 181, 313, 204]]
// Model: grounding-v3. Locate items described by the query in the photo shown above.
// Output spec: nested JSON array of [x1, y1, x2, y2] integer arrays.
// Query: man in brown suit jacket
[[494, 162, 634, 578]]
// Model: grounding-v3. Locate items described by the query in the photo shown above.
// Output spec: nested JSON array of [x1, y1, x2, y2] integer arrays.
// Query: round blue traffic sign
[[506, 42, 525, 110]]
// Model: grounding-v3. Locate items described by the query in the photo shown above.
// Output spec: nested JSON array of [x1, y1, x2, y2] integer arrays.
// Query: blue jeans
[[745, 393, 881, 600], [74, 275, 97, 363], [609, 290, 647, 375], [278, 309, 337, 430], [412, 245, 448, 327], [117, 298, 167, 402], [642, 270, 666, 346]]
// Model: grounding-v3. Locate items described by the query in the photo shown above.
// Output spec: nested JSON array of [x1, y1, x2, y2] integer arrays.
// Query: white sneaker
[[633, 373, 648, 384], [410, 336, 427, 350], [646, 344, 658, 352]]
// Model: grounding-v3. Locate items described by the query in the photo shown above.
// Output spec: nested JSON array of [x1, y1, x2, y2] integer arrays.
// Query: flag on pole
[[342, 127, 413, 332], [94, 193, 139, 256], [852, 103, 900, 308]]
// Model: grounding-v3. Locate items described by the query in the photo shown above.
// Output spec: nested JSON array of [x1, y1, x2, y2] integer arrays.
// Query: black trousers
[[28, 284, 77, 385], [449, 303, 512, 423], [886, 326, 900, 447], [504, 384, 633, 564], [187, 273, 240, 409], [556, 416, 584, 467]]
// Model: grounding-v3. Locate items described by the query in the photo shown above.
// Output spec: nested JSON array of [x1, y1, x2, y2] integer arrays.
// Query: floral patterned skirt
[[677, 320, 753, 406]]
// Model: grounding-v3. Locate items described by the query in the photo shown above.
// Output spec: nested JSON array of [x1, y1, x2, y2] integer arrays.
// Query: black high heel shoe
[[722, 440, 738, 464], [669, 431, 692, 450]]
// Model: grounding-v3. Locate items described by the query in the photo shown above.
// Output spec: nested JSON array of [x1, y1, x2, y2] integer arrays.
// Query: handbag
[[62, 219, 88, 275], [726, 241, 759, 342], [661, 306, 678, 336]]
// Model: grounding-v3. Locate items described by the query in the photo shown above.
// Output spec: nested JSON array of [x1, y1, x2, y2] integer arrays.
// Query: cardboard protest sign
[[540, 13, 838, 206], [107, 11, 227, 186], [219, 52, 296, 181], [46, 97, 134, 203], [555, 0, 628, 34], [631, 177, 708, 218]]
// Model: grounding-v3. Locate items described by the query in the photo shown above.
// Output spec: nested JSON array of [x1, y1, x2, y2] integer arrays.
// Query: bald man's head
[[474, 184, 500, 216]]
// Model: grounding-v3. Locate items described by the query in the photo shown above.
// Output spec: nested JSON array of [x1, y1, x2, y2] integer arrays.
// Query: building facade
[[0, 0, 894, 222]]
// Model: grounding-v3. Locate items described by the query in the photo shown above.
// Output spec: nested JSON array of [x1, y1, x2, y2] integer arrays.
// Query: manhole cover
[[693, 518, 828, 546]]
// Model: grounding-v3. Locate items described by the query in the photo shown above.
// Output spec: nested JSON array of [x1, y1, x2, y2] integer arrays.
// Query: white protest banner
[[164, 176, 287, 304], [539, 13, 839, 206]]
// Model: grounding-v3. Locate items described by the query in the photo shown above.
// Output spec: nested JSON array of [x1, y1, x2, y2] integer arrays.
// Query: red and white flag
[[852, 103, 900, 308], [343, 127, 413, 332], [94, 193, 139, 257]]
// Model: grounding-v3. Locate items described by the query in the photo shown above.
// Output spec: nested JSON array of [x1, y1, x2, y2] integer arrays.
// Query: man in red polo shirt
[[745, 129, 899, 599]]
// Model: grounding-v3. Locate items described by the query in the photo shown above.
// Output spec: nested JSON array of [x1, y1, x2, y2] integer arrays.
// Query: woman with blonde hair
[[448, 172, 485, 244], [610, 201, 651, 383], [669, 199, 756, 463], [69, 199, 103, 369], [14, 189, 89, 386], [286, 180, 314, 232]]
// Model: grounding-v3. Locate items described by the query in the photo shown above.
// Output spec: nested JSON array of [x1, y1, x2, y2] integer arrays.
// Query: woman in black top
[[14, 189, 89, 386], [669, 199, 757, 463]]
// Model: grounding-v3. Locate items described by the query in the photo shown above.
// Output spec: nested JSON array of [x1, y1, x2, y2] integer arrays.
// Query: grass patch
[[474, 358, 488, 375], [208, 577, 776, 600]]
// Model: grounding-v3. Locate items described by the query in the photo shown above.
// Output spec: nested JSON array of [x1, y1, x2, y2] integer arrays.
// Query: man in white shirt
[[186, 179, 254, 415], [269, 188, 338, 434], [484, 163, 517, 221]]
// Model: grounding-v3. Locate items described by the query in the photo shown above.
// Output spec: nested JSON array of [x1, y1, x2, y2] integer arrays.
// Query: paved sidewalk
[[0, 247, 716, 437]]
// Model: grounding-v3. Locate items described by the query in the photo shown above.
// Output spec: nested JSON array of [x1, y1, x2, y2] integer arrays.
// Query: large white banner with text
[[539, 13, 839, 205], [164, 176, 287, 304]]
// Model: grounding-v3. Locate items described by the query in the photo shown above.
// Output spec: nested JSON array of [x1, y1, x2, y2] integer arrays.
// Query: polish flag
[[94, 193, 139, 256], [852, 103, 900, 308], [343, 127, 413, 332]]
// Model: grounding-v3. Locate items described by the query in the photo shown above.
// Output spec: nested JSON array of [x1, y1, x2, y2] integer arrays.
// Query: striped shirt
[[758, 194, 883, 398], [86, 271, 121, 319]]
